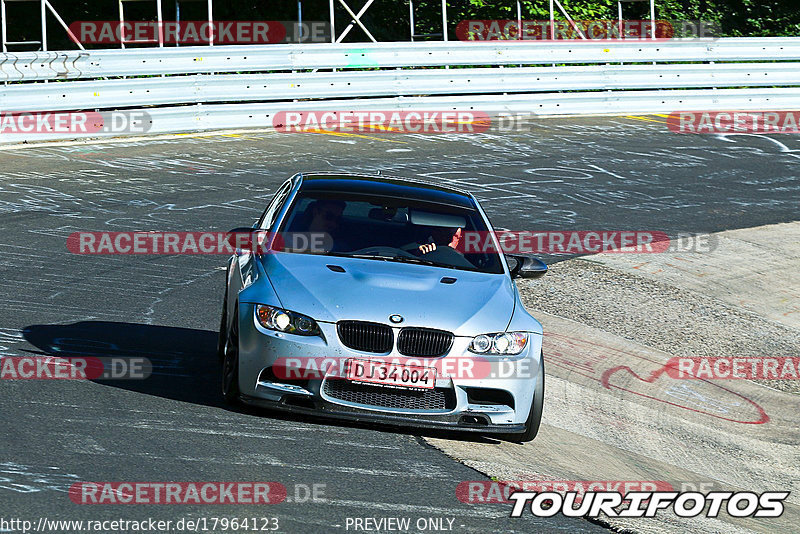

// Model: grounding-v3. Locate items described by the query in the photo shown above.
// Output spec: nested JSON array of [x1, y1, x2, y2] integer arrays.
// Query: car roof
[[295, 172, 475, 209]]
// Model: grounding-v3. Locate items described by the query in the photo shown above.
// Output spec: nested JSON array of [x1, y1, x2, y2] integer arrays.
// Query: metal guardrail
[[4, 62, 800, 111], [3, 86, 800, 144], [3, 38, 800, 81], [2, 37, 800, 143]]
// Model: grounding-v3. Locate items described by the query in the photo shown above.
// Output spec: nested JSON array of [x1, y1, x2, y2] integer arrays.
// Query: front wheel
[[217, 282, 228, 364], [221, 306, 240, 405], [503, 356, 544, 443]]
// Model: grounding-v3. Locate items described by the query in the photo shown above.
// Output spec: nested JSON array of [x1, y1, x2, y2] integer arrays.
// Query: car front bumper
[[237, 302, 543, 432]]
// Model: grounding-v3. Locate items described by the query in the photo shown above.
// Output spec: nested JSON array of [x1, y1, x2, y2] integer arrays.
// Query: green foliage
[[8, 0, 800, 51], [431, 0, 799, 39]]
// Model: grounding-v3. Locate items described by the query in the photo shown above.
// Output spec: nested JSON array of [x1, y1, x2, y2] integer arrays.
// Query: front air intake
[[337, 321, 393, 353], [323, 380, 454, 410], [397, 327, 454, 357]]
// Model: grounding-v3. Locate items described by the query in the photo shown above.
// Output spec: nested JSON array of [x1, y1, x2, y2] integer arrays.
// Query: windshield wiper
[[346, 253, 440, 267]]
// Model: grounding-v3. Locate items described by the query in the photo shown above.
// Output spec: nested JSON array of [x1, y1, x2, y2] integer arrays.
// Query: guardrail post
[[329, 0, 336, 43], [441, 0, 447, 41]]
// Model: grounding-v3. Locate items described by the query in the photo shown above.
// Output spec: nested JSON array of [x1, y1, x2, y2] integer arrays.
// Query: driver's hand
[[418, 243, 437, 254]]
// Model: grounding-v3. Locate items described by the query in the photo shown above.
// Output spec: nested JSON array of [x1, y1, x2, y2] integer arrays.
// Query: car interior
[[276, 194, 503, 273]]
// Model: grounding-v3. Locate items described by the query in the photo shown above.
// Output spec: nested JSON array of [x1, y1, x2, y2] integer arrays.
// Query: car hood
[[261, 252, 514, 336]]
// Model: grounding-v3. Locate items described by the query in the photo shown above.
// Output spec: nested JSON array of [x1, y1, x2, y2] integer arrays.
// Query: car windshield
[[273, 191, 504, 274]]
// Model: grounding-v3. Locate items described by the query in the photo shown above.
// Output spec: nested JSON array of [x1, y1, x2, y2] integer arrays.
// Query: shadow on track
[[21, 321, 502, 444], [22, 321, 221, 406]]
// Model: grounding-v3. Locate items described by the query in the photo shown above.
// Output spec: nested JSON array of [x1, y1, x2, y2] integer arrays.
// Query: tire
[[502, 355, 545, 443], [217, 284, 228, 364], [221, 305, 240, 405]]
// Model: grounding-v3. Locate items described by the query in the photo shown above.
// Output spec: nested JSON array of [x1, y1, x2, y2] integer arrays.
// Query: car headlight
[[255, 304, 320, 336], [469, 332, 528, 355]]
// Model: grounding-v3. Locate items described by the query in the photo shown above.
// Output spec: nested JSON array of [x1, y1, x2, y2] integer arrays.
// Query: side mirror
[[226, 227, 263, 252], [506, 255, 547, 279]]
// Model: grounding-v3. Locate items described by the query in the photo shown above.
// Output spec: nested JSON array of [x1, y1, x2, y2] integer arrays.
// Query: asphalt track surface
[[1, 115, 799, 533]]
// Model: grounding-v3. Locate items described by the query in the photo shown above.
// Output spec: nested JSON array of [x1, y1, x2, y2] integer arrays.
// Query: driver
[[295, 199, 350, 253], [416, 227, 463, 255], [308, 199, 345, 235]]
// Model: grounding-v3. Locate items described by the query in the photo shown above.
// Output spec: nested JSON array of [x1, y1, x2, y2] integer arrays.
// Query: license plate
[[346, 359, 435, 389]]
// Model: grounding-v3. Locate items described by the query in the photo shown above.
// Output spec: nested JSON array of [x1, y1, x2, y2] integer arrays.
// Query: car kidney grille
[[397, 328, 454, 357], [323, 379, 453, 410], [337, 321, 393, 353]]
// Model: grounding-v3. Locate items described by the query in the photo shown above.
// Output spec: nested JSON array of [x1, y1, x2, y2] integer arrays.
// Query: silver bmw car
[[218, 173, 547, 441]]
